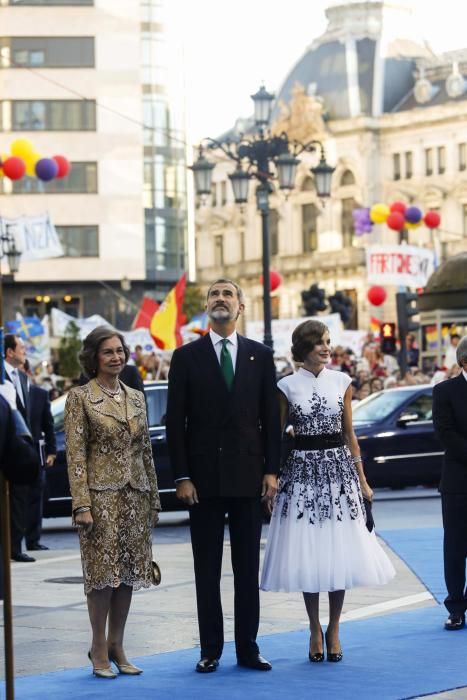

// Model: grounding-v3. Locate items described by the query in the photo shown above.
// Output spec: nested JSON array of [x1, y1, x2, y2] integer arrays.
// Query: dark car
[[352, 384, 443, 488], [44, 381, 179, 517]]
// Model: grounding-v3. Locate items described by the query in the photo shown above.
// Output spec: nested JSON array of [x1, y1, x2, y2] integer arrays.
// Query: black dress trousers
[[441, 493, 467, 616]]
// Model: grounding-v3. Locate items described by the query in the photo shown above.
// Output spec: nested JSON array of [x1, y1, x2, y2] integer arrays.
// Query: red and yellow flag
[[150, 274, 186, 349]]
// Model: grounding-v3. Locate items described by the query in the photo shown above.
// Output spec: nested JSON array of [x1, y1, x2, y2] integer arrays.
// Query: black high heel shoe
[[325, 632, 343, 663], [308, 629, 324, 663]]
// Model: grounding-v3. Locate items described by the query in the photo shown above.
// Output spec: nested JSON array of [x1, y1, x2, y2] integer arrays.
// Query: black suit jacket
[[5, 368, 30, 427], [29, 384, 57, 457], [78, 364, 145, 396], [166, 333, 281, 498], [0, 395, 40, 485], [433, 374, 467, 493]]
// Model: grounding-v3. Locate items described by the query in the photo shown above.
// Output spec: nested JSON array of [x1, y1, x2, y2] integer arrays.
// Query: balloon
[[260, 270, 282, 292], [386, 211, 406, 231], [390, 201, 406, 215], [2, 156, 26, 180], [370, 203, 390, 224], [25, 152, 42, 177], [35, 157, 59, 181], [367, 286, 387, 306], [52, 155, 71, 179], [405, 206, 422, 224], [424, 211, 441, 229], [406, 221, 422, 229], [10, 138, 34, 160]]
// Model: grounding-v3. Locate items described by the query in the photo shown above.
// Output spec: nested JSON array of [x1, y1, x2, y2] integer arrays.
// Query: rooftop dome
[[419, 252, 467, 312]]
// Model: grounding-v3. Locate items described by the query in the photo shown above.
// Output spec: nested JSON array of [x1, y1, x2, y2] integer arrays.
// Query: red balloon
[[390, 201, 406, 215], [52, 155, 71, 179], [367, 286, 387, 306], [387, 211, 406, 231], [260, 270, 282, 292], [424, 210, 441, 229], [2, 156, 26, 180]]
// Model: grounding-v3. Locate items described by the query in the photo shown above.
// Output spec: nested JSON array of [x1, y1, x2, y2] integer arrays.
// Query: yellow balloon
[[370, 203, 390, 224], [10, 138, 35, 160], [406, 220, 422, 229], [25, 152, 41, 177]]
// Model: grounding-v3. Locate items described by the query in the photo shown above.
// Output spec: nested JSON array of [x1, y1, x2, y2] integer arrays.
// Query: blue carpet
[[380, 528, 445, 604], [8, 605, 467, 700]]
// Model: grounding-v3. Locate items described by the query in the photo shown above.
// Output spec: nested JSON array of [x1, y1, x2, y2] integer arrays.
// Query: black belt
[[293, 433, 344, 450]]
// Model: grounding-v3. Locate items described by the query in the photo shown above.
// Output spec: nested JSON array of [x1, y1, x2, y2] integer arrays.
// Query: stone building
[[194, 0, 467, 333]]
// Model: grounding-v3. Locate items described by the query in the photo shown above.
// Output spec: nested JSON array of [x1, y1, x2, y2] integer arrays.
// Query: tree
[[58, 321, 81, 378], [183, 283, 205, 323]]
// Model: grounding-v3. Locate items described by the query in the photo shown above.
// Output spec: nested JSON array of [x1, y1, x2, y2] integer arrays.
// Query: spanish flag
[[150, 274, 187, 349]]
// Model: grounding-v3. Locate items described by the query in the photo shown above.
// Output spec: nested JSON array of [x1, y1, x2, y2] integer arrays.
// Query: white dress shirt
[[209, 328, 238, 373], [4, 360, 25, 406], [463, 370, 467, 383]]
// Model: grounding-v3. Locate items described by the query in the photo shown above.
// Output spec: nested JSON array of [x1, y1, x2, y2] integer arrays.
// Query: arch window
[[302, 203, 318, 253], [340, 170, 355, 186]]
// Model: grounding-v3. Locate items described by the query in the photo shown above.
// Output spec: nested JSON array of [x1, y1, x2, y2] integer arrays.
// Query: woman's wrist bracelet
[[74, 506, 91, 514], [352, 456, 363, 464]]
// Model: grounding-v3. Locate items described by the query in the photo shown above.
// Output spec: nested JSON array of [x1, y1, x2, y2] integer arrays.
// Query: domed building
[[195, 0, 467, 339]]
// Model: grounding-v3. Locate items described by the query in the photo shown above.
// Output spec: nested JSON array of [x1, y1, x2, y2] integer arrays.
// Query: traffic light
[[380, 322, 396, 354], [396, 291, 420, 337]]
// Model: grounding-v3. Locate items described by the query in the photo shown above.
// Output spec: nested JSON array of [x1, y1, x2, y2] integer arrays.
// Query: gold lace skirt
[[79, 484, 153, 594]]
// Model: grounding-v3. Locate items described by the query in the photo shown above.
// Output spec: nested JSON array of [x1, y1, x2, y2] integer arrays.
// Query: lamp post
[[190, 85, 334, 351], [0, 228, 22, 700]]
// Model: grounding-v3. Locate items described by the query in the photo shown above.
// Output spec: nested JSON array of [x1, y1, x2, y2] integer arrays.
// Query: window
[[341, 198, 356, 247], [463, 204, 467, 237], [402, 394, 433, 421], [405, 152, 413, 179], [142, 96, 168, 146], [146, 387, 168, 427], [11, 100, 96, 130], [211, 183, 217, 207], [459, 143, 466, 172], [437, 146, 446, 175], [214, 235, 223, 266], [221, 181, 227, 206], [340, 170, 355, 186], [302, 203, 318, 253], [6, 162, 98, 194], [55, 225, 99, 257], [0, 37, 94, 68], [301, 176, 315, 192], [269, 209, 279, 256], [393, 153, 401, 181], [425, 148, 433, 176]]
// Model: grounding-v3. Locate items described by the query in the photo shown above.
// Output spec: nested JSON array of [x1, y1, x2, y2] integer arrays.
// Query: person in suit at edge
[[24, 362, 57, 551], [433, 335, 467, 630], [3, 334, 35, 563], [166, 278, 281, 673]]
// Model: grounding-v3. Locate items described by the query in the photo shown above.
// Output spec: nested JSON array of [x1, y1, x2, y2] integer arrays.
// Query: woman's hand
[[75, 509, 93, 535], [360, 479, 373, 502]]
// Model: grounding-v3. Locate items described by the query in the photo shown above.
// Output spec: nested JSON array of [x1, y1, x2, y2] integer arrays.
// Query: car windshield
[[353, 390, 409, 424]]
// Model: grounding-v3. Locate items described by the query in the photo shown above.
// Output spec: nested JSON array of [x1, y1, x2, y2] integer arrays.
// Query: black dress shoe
[[445, 614, 465, 631], [12, 553, 35, 563], [27, 543, 49, 551], [325, 632, 343, 662], [309, 629, 324, 662], [196, 658, 219, 673], [237, 654, 272, 671]]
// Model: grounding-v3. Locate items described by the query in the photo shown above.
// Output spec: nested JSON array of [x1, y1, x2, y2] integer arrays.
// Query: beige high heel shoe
[[88, 650, 117, 679], [109, 653, 143, 675]]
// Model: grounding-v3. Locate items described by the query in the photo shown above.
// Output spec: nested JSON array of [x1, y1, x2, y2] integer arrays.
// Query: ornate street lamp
[[190, 86, 335, 350]]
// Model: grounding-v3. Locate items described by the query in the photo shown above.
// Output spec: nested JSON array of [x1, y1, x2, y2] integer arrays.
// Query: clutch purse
[[151, 560, 161, 586], [363, 498, 375, 533]]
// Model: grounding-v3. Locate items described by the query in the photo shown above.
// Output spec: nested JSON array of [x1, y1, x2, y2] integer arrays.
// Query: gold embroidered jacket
[[64, 380, 161, 513]]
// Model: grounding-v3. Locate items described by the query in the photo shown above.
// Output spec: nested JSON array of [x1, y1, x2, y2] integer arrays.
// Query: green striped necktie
[[220, 338, 234, 390]]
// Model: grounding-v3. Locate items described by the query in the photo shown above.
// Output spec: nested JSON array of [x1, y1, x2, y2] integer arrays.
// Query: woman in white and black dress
[[261, 320, 394, 663]]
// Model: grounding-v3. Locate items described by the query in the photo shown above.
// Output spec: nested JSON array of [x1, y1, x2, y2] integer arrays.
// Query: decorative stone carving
[[446, 62, 466, 98], [271, 82, 326, 142]]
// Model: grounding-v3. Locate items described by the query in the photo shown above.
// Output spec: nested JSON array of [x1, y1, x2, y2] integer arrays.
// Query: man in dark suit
[[25, 380, 56, 551], [166, 279, 281, 673], [4, 334, 35, 562], [433, 335, 467, 630]]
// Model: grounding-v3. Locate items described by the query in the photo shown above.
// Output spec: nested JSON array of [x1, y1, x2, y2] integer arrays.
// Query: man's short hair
[[4, 334, 19, 358], [206, 279, 245, 305], [456, 336, 467, 366]]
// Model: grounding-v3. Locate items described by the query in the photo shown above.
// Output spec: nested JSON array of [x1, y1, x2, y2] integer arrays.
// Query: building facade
[[194, 0, 467, 334], [0, 0, 188, 327]]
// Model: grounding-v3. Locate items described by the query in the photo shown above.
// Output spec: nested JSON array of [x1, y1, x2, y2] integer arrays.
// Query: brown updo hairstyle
[[291, 320, 329, 363], [79, 325, 130, 378]]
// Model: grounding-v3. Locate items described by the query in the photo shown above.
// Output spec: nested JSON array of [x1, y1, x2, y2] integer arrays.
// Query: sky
[[169, 0, 467, 144]]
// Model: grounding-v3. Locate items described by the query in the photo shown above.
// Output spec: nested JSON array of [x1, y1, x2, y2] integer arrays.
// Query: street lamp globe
[[228, 165, 250, 204], [251, 86, 275, 126], [190, 148, 215, 197], [6, 240, 21, 274], [275, 152, 300, 191], [311, 153, 335, 198]]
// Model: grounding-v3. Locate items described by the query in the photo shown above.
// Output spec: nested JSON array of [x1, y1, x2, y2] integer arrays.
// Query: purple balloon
[[35, 158, 59, 182], [405, 206, 422, 224]]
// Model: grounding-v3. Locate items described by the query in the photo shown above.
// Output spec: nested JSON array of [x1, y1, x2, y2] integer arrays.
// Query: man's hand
[[176, 479, 199, 506], [46, 454, 56, 467], [261, 474, 278, 500]]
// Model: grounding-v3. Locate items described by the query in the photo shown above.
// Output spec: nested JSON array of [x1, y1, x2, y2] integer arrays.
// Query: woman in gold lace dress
[[65, 326, 160, 679]]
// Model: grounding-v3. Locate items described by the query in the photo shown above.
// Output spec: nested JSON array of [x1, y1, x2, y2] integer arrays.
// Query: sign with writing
[[366, 245, 435, 287], [0, 213, 64, 261]]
